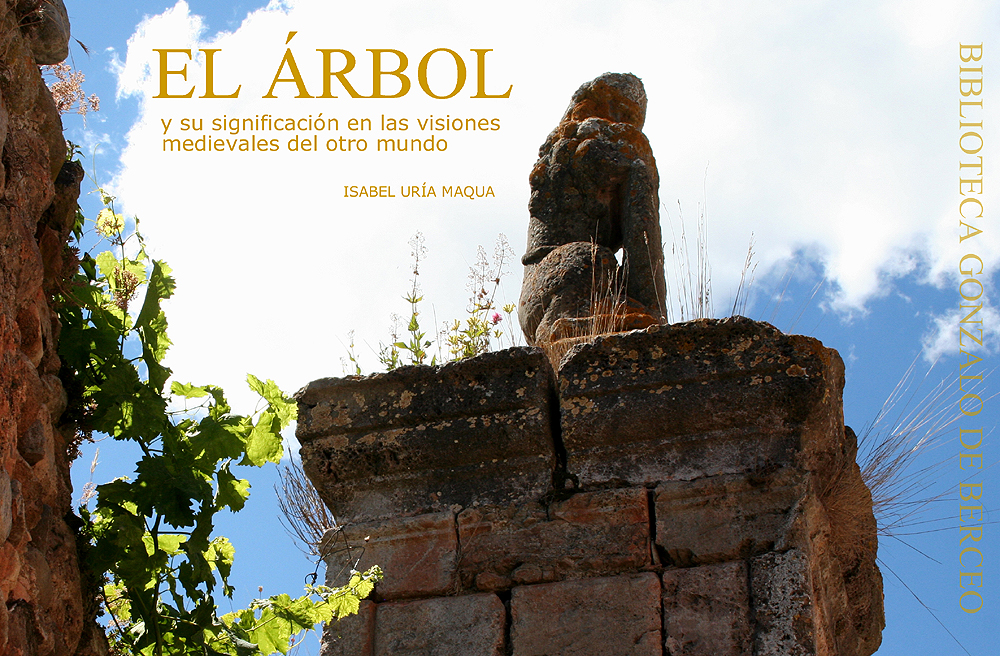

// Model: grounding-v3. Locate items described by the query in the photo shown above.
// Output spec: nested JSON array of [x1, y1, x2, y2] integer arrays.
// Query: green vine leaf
[[216, 467, 251, 512], [63, 172, 374, 656], [243, 411, 284, 467], [171, 381, 209, 398]]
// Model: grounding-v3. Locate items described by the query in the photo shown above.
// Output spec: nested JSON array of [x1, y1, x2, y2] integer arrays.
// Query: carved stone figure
[[518, 72, 667, 345]]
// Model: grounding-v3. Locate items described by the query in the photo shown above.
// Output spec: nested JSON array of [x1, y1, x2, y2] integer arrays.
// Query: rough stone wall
[[298, 319, 884, 656], [0, 1, 105, 654]]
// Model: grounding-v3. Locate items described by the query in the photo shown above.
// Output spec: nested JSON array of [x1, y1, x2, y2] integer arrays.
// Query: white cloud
[[922, 302, 1000, 363], [110, 0, 998, 410], [114, 1, 210, 100]]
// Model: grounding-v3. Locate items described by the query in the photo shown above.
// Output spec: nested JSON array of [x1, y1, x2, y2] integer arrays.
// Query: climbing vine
[[59, 172, 379, 655]]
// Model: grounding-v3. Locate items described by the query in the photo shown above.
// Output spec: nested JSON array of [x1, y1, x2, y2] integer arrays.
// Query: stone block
[[320, 600, 375, 656], [751, 549, 815, 656], [325, 511, 457, 601], [661, 561, 751, 656], [458, 487, 650, 591], [297, 347, 555, 523], [374, 593, 506, 656], [556, 318, 844, 486], [655, 468, 805, 565], [510, 573, 661, 656]]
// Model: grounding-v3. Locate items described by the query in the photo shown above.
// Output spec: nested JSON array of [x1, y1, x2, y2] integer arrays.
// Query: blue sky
[[61, 1, 997, 654]]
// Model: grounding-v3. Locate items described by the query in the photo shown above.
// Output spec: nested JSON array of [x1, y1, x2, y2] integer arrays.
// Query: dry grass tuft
[[275, 458, 337, 557], [663, 199, 712, 323], [731, 235, 757, 317], [538, 242, 651, 370], [855, 360, 990, 541], [822, 361, 979, 565]]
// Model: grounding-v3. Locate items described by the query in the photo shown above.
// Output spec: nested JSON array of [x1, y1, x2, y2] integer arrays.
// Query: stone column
[[297, 318, 884, 656]]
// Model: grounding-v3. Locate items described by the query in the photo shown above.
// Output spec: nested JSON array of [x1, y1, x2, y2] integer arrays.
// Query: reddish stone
[[326, 512, 457, 601], [37, 513, 86, 654], [662, 561, 752, 656], [15, 301, 42, 366], [510, 573, 661, 656], [0, 598, 7, 654], [320, 600, 375, 656], [813, 428, 884, 656], [458, 487, 650, 591], [374, 593, 505, 656], [301, 78, 885, 656], [1, 469, 11, 542], [655, 468, 805, 565], [17, 418, 49, 466], [0, 10, 98, 653], [0, 542, 21, 590]]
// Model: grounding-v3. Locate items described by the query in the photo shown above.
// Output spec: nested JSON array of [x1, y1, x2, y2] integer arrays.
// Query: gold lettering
[[960, 178, 984, 195], [959, 482, 982, 501], [960, 100, 983, 118], [960, 253, 984, 275], [959, 526, 983, 544], [199, 49, 241, 98], [153, 49, 194, 98], [960, 43, 983, 62], [960, 505, 984, 522], [470, 49, 512, 98], [960, 590, 983, 613], [318, 49, 363, 98], [369, 49, 410, 98], [960, 131, 984, 154], [960, 453, 984, 470], [960, 572, 984, 589], [417, 49, 466, 99], [264, 33, 313, 98], [960, 428, 983, 449], [960, 327, 983, 347], [959, 197, 984, 218]]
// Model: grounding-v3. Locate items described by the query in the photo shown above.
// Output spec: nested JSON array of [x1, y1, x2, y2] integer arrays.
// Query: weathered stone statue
[[518, 72, 667, 345]]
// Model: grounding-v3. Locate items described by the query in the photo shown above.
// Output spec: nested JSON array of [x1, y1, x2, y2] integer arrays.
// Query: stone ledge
[[297, 347, 555, 523], [556, 317, 845, 487]]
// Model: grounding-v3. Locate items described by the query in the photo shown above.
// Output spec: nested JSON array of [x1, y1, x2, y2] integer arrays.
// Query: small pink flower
[[491, 312, 503, 325]]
